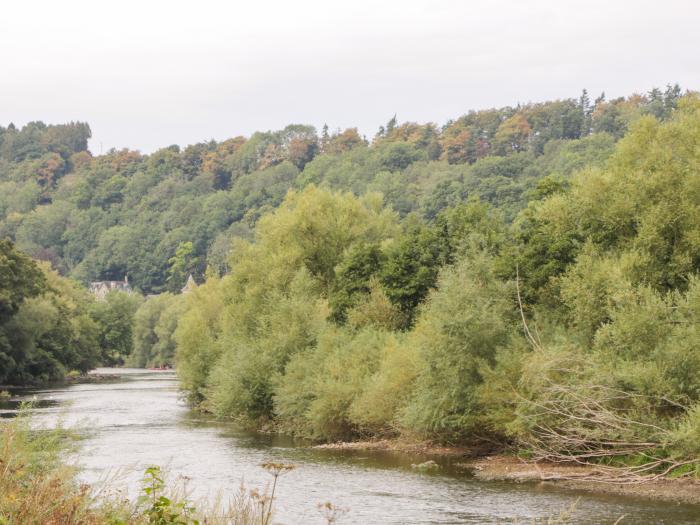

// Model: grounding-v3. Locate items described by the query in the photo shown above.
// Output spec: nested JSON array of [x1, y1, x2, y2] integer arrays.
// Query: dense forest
[[1, 87, 680, 294], [5, 86, 700, 477]]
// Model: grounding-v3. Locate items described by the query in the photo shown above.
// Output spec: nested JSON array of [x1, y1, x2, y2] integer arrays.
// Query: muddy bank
[[315, 440, 700, 505], [65, 372, 121, 384], [466, 456, 700, 505], [313, 438, 472, 457]]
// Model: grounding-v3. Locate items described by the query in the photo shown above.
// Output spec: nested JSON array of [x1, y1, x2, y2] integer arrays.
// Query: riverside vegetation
[[2, 85, 700, 494], [0, 239, 140, 385], [175, 89, 700, 484], [0, 409, 312, 524]]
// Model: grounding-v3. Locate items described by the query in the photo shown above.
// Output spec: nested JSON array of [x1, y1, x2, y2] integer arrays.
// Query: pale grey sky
[[1, 0, 698, 153]]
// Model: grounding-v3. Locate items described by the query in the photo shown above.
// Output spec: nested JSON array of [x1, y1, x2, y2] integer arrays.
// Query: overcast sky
[[1, 0, 698, 153]]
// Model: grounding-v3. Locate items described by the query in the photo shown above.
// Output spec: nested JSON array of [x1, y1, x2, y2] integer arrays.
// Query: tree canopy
[[0, 87, 678, 294]]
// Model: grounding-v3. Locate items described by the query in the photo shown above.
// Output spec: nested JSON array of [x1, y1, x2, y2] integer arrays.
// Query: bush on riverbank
[[0, 243, 100, 385]]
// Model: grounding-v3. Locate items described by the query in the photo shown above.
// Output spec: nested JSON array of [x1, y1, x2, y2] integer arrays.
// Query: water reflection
[[6, 368, 700, 524]]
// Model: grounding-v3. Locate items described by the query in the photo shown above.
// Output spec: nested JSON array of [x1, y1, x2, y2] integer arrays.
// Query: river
[[2, 368, 699, 524]]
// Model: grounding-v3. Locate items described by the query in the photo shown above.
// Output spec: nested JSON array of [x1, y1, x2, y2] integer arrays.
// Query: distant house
[[89, 276, 132, 300], [181, 274, 197, 294]]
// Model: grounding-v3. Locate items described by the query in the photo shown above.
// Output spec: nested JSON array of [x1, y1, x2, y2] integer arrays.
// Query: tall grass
[[0, 411, 278, 524], [0, 409, 124, 524]]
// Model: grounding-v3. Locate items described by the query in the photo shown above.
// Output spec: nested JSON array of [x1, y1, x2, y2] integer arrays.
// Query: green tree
[[0, 252, 101, 384], [329, 243, 385, 323], [380, 221, 451, 324], [167, 241, 195, 292], [90, 291, 142, 365], [0, 239, 46, 322], [401, 252, 514, 440]]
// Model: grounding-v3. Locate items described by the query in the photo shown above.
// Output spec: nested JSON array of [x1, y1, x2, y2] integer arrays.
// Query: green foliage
[[400, 252, 515, 440], [8, 88, 700, 476], [89, 290, 142, 365], [0, 89, 664, 294], [204, 266, 324, 421], [0, 239, 46, 323], [138, 466, 198, 525], [0, 245, 107, 384], [169, 92, 700, 479], [345, 278, 406, 331], [130, 293, 185, 367], [177, 188, 402, 430], [274, 326, 390, 439], [513, 95, 700, 304], [174, 274, 225, 405], [347, 332, 419, 434], [0, 121, 90, 163], [166, 241, 195, 292], [591, 277, 700, 405], [671, 404, 700, 459], [489, 97, 700, 470], [329, 243, 385, 323], [379, 221, 451, 324]]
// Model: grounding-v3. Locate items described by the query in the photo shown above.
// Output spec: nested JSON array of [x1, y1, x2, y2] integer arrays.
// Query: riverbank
[[313, 438, 473, 457], [0, 373, 120, 392], [314, 440, 700, 505], [65, 372, 121, 384], [467, 456, 700, 506]]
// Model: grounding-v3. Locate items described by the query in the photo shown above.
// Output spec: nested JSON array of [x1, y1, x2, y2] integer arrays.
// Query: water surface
[[7, 368, 700, 524]]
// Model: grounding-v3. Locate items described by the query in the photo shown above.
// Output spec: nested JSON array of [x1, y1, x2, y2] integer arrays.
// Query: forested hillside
[[0, 87, 681, 293]]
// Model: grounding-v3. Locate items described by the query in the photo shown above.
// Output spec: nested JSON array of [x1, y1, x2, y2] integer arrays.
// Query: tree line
[[0, 87, 681, 295]]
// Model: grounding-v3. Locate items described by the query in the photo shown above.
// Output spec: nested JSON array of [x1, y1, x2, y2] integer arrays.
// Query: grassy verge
[[0, 410, 289, 525]]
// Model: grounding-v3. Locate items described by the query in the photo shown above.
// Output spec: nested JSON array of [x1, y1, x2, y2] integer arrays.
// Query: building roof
[[181, 274, 197, 294], [89, 277, 132, 300]]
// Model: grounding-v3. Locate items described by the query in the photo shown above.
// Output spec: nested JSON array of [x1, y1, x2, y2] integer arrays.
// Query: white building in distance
[[89, 276, 132, 300]]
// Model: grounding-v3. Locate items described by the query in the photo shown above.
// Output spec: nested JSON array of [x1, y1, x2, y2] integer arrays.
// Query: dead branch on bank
[[513, 267, 699, 484], [517, 380, 699, 484]]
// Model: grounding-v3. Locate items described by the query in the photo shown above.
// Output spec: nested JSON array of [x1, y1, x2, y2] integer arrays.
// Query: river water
[[2, 368, 699, 524]]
